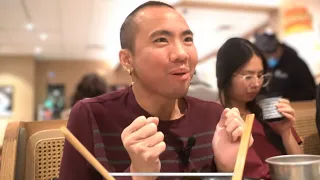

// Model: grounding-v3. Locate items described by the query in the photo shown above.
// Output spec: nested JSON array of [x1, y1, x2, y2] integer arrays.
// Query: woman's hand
[[269, 99, 303, 154], [269, 99, 296, 137]]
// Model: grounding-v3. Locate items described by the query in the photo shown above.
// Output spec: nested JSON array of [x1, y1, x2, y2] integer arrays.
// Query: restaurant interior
[[0, 0, 320, 179]]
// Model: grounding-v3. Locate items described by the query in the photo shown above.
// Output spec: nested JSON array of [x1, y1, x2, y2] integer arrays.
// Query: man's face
[[263, 46, 281, 60], [130, 6, 198, 99]]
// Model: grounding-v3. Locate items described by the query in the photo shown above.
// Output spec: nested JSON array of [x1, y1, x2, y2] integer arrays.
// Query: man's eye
[[154, 38, 168, 43], [185, 37, 193, 42]]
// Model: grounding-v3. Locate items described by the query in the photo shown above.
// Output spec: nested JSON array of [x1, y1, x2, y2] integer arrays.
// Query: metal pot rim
[[266, 154, 320, 166]]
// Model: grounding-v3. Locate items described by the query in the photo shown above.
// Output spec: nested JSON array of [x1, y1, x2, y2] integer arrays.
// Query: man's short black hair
[[120, 1, 174, 52]]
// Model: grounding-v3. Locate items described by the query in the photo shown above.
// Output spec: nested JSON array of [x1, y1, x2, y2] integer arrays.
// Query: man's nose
[[169, 42, 189, 63]]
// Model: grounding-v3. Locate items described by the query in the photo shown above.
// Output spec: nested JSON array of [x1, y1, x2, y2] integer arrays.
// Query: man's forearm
[[130, 164, 157, 180], [214, 152, 236, 172], [215, 160, 234, 172]]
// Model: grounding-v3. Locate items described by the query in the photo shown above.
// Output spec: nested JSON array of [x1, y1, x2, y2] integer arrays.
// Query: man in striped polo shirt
[[59, 1, 269, 180]]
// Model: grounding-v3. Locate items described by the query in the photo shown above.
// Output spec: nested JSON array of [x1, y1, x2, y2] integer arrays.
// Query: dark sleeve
[[59, 101, 102, 180], [291, 59, 316, 101], [59, 101, 133, 180]]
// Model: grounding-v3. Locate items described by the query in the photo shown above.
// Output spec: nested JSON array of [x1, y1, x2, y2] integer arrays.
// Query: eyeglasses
[[234, 73, 272, 87]]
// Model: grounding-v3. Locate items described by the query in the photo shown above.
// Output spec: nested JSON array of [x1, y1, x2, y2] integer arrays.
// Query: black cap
[[254, 33, 279, 53]]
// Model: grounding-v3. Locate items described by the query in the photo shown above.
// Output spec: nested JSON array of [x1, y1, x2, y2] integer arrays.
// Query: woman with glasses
[[215, 38, 303, 179]]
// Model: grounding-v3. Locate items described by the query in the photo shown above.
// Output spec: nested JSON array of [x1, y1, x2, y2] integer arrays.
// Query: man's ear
[[119, 49, 133, 74]]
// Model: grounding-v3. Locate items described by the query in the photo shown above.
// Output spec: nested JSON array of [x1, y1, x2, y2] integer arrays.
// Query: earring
[[129, 70, 134, 85], [125, 68, 130, 74]]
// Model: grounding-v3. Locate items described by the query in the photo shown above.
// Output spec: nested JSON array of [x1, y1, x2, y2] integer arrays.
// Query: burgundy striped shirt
[[59, 87, 269, 180]]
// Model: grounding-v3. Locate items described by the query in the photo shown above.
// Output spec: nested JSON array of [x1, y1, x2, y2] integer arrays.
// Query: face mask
[[267, 57, 279, 68]]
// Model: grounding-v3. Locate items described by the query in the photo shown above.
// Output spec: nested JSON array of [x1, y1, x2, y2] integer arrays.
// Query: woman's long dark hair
[[71, 73, 108, 107], [216, 37, 286, 154]]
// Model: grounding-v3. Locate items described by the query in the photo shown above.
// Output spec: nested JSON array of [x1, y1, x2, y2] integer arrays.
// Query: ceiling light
[[39, 33, 48, 41], [216, 24, 232, 32], [34, 46, 43, 54], [25, 23, 34, 31]]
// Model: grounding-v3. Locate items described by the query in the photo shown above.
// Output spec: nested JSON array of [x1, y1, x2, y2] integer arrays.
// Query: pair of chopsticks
[[60, 114, 255, 180]]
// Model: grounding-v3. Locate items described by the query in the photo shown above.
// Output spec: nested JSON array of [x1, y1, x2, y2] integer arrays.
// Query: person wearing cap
[[254, 33, 316, 101]]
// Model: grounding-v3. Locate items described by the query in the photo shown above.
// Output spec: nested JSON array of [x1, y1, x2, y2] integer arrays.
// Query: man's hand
[[121, 116, 166, 179], [212, 108, 254, 172]]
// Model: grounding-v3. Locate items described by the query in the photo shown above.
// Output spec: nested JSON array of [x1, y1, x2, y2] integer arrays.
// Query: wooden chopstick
[[60, 126, 116, 180], [232, 114, 255, 180]]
